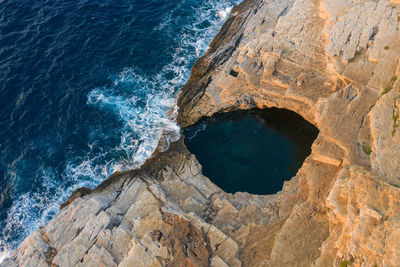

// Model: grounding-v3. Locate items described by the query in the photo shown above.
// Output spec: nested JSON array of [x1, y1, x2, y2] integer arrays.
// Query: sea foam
[[0, 0, 239, 261]]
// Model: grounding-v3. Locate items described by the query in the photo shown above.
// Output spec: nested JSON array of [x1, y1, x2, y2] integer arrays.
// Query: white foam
[[185, 120, 208, 141], [217, 7, 232, 20], [0, 249, 11, 264], [0, 0, 240, 262]]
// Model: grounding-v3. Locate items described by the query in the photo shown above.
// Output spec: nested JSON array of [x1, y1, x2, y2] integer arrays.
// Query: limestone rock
[[3, 0, 400, 266]]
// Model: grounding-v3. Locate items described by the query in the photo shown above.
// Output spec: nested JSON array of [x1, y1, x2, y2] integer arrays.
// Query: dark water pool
[[0, 0, 240, 257], [183, 109, 319, 195]]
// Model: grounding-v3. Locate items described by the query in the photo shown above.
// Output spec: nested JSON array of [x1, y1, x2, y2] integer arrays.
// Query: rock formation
[[3, 0, 400, 266]]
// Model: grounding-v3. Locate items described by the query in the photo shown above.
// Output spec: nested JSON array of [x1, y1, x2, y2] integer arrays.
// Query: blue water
[[0, 0, 239, 260], [184, 109, 319, 195]]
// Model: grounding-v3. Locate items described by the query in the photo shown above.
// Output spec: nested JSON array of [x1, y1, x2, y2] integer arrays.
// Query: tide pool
[[184, 109, 319, 195]]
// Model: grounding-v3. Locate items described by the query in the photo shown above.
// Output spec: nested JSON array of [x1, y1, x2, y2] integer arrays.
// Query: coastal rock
[[3, 0, 400, 266], [2, 140, 280, 266]]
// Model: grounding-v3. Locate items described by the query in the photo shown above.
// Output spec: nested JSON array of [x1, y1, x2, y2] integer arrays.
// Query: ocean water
[[0, 0, 239, 260], [184, 109, 319, 195]]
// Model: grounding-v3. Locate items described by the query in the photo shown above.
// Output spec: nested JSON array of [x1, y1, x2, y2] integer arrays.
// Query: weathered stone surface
[[2, 140, 281, 266], [3, 0, 400, 266]]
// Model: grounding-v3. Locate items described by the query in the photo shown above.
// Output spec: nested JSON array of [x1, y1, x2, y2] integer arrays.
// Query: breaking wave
[[0, 0, 239, 261]]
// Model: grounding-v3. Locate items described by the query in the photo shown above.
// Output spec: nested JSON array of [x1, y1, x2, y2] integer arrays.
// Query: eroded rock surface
[[3, 0, 400, 266]]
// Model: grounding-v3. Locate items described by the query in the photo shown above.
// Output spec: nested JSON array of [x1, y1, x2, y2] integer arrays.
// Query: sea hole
[[183, 108, 319, 195]]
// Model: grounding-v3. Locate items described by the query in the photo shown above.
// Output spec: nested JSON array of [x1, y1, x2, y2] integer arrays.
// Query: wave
[[0, 0, 239, 261]]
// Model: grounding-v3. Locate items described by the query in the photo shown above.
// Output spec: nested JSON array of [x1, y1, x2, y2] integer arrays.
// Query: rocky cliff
[[3, 0, 400, 266]]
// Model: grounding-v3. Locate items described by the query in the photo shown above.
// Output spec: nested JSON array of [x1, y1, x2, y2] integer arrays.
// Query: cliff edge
[[3, 0, 400, 266]]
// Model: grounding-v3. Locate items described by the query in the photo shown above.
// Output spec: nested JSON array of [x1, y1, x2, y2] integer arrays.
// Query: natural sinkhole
[[183, 108, 319, 195]]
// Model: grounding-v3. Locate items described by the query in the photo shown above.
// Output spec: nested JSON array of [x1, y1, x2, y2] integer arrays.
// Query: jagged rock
[[3, 0, 400, 266]]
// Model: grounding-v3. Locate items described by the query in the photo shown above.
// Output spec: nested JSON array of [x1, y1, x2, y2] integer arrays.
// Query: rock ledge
[[3, 0, 400, 266]]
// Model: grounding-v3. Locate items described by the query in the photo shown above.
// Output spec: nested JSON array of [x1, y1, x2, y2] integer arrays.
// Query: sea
[[0, 0, 239, 261]]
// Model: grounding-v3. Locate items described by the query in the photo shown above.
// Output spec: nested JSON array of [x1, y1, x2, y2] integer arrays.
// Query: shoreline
[[3, 0, 400, 266]]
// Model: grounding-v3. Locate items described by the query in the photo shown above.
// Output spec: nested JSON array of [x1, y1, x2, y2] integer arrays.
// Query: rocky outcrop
[[3, 0, 400, 266], [2, 140, 283, 266]]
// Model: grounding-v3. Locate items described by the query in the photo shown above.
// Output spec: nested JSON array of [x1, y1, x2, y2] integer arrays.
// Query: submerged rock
[[3, 0, 400, 266]]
